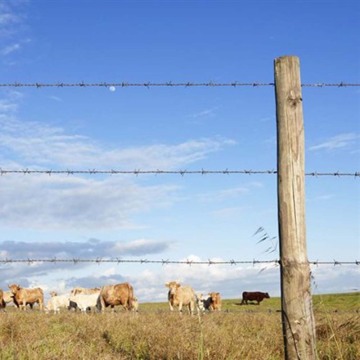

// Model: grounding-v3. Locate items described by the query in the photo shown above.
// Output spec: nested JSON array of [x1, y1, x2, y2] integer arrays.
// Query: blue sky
[[0, 0, 359, 303]]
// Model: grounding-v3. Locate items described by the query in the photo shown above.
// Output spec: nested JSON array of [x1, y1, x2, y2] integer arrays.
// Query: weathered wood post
[[274, 56, 316, 359]]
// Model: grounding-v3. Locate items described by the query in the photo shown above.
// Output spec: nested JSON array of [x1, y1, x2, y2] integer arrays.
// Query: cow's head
[[49, 291, 58, 297], [165, 281, 181, 295], [209, 292, 220, 302], [130, 297, 139, 312], [265, 293, 270, 299], [8, 284, 21, 294]]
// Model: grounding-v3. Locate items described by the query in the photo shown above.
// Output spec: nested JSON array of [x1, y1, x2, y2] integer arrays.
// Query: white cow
[[45, 294, 70, 314], [196, 293, 207, 312], [69, 293, 99, 312], [165, 281, 197, 315]]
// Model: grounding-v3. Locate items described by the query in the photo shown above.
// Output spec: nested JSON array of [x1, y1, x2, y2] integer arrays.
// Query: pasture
[[0, 293, 359, 360]]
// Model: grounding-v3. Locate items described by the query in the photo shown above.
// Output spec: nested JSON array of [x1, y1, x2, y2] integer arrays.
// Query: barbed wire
[[0, 168, 359, 178], [0, 258, 358, 266], [0, 82, 359, 88]]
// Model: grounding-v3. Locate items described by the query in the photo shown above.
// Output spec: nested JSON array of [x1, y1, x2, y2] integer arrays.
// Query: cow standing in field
[[45, 293, 71, 314], [8, 284, 44, 311], [69, 293, 99, 313], [97, 282, 136, 312], [241, 291, 270, 305], [166, 281, 196, 315]]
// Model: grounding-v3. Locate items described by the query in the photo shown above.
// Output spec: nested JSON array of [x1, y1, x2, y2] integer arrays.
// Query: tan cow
[[165, 281, 196, 315], [0, 289, 5, 310], [70, 287, 101, 296], [8, 284, 44, 311], [1, 290, 15, 308], [97, 282, 136, 312]]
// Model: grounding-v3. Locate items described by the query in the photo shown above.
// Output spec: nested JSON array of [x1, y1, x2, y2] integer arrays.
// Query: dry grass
[[0, 293, 359, 359]]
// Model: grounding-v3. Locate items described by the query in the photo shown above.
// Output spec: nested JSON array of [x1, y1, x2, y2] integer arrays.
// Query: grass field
[[0, 293, 359, 359]]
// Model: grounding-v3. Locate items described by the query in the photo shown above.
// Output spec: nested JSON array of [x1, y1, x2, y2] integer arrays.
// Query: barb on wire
[[0, 81, 359, 88], [0, 258, 358, 266], [0, 168, 359, 177]]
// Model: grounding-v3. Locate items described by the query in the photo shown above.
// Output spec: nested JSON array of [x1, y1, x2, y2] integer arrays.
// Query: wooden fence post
[[274, 56, 317, 359]]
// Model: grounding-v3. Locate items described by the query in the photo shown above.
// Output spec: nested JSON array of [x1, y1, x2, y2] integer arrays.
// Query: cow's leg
[[168, 301, 174, 312], [189, 301, 195, 315], [178, 301, 183, 314], [100, 297, 106, 313]]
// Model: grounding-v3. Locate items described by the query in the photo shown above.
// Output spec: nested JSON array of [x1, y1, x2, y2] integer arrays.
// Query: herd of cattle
[[0, 281, 270, 314]]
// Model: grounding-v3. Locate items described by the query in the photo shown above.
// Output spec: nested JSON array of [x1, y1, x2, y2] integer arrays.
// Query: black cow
[[241, 291, 270, 305]]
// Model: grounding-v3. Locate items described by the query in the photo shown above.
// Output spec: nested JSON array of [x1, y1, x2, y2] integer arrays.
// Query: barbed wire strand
[[0, 82, 359, 88], [0, 258, 358, 266], [0, 168, 359, 177]]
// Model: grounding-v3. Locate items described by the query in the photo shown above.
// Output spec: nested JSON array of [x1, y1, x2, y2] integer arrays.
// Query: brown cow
[[208, 292, 222, 311], [96, 283, 136, 312], [165, 281, 196, 315], [241, 291, 270, 305], [70, 287, 101, 296], [8, 284, 44, 311]]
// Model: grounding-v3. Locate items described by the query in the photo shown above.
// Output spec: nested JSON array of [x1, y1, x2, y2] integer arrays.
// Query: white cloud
[[311, 265, 360, 294], [0, 13, 18, 26], [309, 133, 360, 152], [211, 206, 246, 218], [197, 182, 263, 204], [0, 115, 235, 169], [197, 186, 249, 203], [190, 107, 218, 119], [48, 95, 63, 102], [1, 42, 20, 55], [0, 99, 18, 113], [0, 112, 236, 229], [0, 238, 172, 259], [0, 1, 25, 38], [0, 175, 179, 229]]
